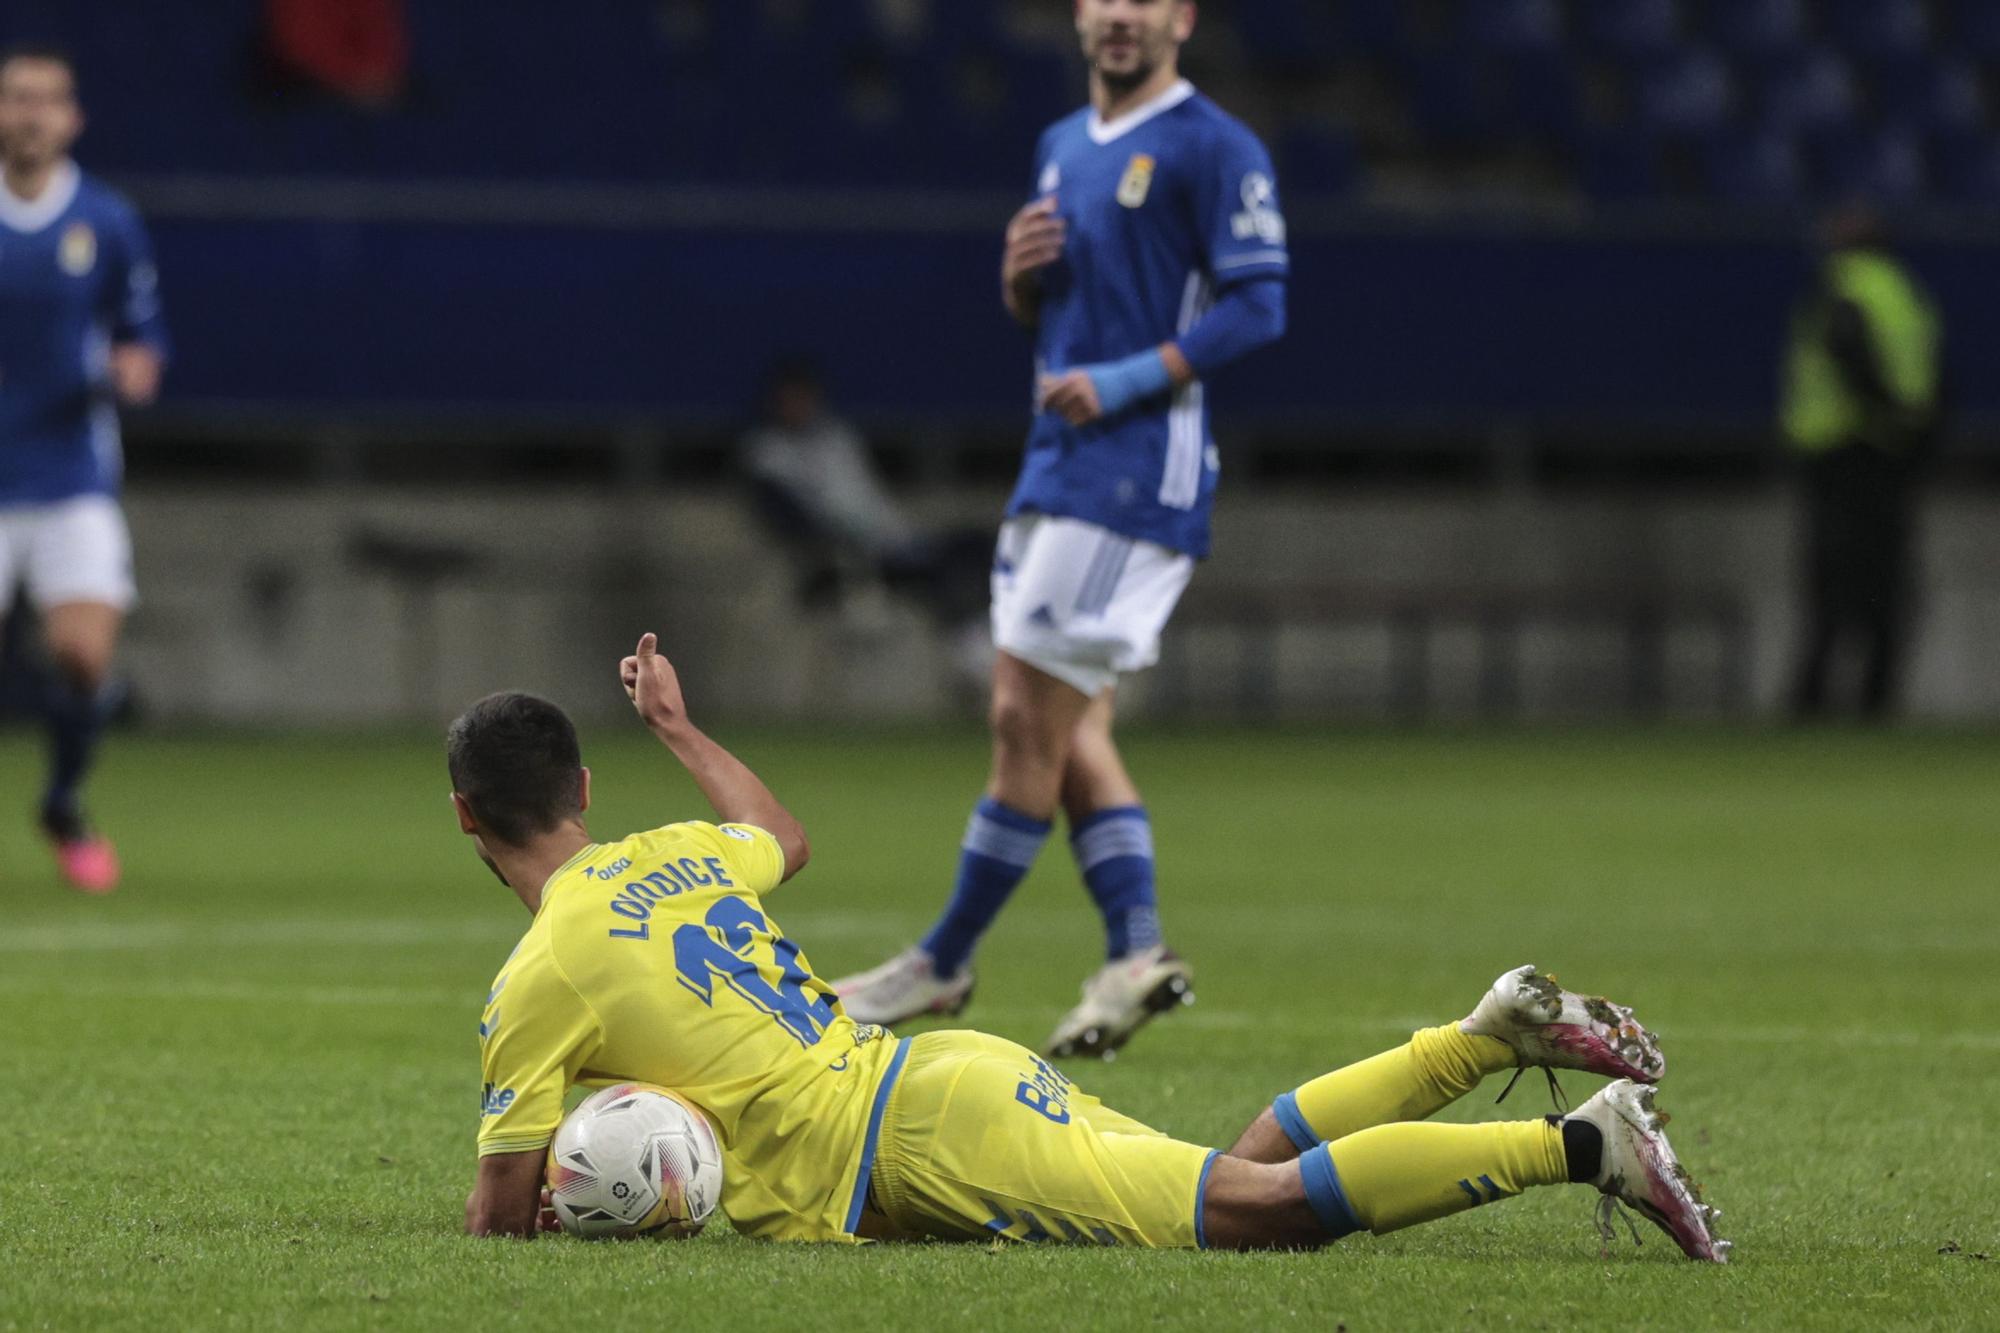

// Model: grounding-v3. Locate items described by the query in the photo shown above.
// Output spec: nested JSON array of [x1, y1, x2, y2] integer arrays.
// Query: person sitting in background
[[738, 357, 990, 674], [258, 0, 410, 109], [1780, 204, 1944, 720]]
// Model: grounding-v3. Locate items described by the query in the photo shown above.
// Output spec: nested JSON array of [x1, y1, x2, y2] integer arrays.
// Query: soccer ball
[[545, 1082, 724, 1239]]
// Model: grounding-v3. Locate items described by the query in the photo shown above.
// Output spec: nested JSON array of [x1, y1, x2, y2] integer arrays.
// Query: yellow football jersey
[[476, 820, 905, 1242]]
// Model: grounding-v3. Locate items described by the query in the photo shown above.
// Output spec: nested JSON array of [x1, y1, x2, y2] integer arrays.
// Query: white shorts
[[990, 515, 1194, 697], [0, 494, 136, 615]]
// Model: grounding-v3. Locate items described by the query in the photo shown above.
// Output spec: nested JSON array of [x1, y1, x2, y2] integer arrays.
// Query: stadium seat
[[1461, 0, 1566, 58], [1823, 0, 1932, 67], [1933, 128, 2000, 206], [1579, 127, 1668, 200], [1703, 128, 1805, 204], [1632, 47, 1734, 136], [1875, 57, 1988, 133], [1705, 0, 1808, 66], [1949, 0, 2000, 60], [1508, 50, 1594, 147], [1755, 48, 1860, 135], [1814, 126, 1928, 203], [1579, 0, 1684, 64]]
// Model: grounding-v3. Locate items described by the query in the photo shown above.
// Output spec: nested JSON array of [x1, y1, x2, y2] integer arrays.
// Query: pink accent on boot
[[55, 836, 120, 895]]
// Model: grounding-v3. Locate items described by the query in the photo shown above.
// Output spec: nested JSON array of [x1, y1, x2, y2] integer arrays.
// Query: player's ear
[[1175, 1, 1197, 42], [577, 767, 591, 815], [450, 791, 479, 835]]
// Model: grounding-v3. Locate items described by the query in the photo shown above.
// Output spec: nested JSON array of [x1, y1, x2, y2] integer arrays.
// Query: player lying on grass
[[453, 635, 1728, 1259]]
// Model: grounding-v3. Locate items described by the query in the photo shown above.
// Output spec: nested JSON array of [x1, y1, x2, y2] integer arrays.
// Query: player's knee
[[47, 635, 113, 693], [1226, 1107, 1304, 1165], [1198, 1158, 1327, 1251], [988, 693, 1065, 770]]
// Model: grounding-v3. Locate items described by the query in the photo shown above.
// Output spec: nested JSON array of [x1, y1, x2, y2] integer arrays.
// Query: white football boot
[[1565, 1079, 1731, 1263], [1461, 964, 1665, 1105], [831, 947, 974, 1026], [1042, 945, 1194, 1060]]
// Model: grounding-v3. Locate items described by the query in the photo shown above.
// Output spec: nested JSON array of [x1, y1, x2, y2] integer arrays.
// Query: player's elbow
[[779, 823, 811, 881], [1245, 281, 1287, 347]]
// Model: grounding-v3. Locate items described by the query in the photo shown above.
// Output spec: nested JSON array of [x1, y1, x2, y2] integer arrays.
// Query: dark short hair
[[0, 43, 77, 88], [446, 692, 584, 846]]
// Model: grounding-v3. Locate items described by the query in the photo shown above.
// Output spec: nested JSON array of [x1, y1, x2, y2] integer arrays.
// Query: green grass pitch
[[2, 725, 1996, 1330]]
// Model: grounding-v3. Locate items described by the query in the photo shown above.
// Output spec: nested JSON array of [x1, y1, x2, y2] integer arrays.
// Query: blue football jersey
[[1008, 81, 1288, 558], [0, 161, 168, 505]]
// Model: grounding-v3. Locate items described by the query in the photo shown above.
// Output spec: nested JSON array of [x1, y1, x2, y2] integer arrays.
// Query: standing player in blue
[[0, 45, 167, 894], [835, 0, 1288, 1057]]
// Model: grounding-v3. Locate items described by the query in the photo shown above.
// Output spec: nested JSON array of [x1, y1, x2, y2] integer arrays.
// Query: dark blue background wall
[[142, 209, 1997, 431]]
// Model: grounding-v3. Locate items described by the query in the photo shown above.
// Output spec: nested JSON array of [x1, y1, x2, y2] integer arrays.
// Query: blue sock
[[1298, 1144, 1363, 1240], [1070, 805, 1161, 960], [920, 797, 1051, 977], [43, 678, 118, 833]]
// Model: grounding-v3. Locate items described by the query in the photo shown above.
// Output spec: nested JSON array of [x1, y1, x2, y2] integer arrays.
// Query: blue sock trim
[[1298, 1145, 1363, 1240], [962, 799, 1053, 870], [1071, 804, 1145, 835], [1192, 1149, 1221, 1250], [1271, 1091, 1321, 1153], [974, 796, 1052, 835], [924, 799, 1052, 975], [1071, 805, 1157, 959], [1071, 814, 1154, 870]]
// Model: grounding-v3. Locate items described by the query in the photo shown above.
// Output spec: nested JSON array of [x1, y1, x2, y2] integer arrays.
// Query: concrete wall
[[116, 484, 2000, 725]]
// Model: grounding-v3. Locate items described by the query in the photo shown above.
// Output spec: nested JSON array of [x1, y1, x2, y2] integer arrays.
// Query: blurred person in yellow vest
[[1781, 204, 1943, 719]]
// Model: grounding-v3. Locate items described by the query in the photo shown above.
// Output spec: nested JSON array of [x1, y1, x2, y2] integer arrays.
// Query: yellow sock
[[1310, 1119, 1568, 1235], [1274, 1024, 1515, 1148]]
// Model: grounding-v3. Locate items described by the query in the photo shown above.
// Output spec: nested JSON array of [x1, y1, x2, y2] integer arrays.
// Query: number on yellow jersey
[[672, 895, 838, 1048]]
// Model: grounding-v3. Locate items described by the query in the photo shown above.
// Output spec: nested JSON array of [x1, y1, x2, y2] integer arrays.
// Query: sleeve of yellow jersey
[[679, 820, 788, 896], [476, 955, 601, 1158]]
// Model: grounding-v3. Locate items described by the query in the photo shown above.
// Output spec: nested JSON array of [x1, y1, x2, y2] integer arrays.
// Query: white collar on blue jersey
[[1087, 78, 1195, 146], [0, 157, 80, 233]]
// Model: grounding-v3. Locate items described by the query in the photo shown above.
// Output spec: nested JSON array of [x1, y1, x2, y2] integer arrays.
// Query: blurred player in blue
[[836, 0, 1288, 1057], [0, 45, 167, 893]]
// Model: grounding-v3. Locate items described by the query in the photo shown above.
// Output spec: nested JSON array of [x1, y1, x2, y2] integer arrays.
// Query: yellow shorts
[[866, 1030, 1218, 1248]]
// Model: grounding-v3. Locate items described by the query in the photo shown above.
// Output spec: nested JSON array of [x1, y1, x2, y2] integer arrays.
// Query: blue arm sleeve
[[107, 205, 169, 356], [1084, 350, 1176, 416], [1176, 277, 1287, 379]]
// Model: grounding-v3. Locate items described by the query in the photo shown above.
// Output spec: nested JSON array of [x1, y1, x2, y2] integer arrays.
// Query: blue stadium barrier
[[126, 199, 2000, 435]]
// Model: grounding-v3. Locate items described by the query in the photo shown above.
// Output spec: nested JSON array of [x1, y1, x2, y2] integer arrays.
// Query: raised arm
[[619, 633, 810, 881]]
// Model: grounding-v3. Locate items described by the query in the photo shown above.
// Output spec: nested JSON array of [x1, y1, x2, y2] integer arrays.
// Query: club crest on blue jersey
[[1117, 154, 1156, 208], [57, 221, 95, 276], [1039, 162, 1061, 195]]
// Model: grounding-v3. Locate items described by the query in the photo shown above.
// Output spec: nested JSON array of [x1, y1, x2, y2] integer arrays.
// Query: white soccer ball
[[545, 1082, 724, 1239]]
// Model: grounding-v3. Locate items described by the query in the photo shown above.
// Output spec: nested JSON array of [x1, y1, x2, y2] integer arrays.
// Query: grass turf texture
[[2, 726, 1996, 1331]]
